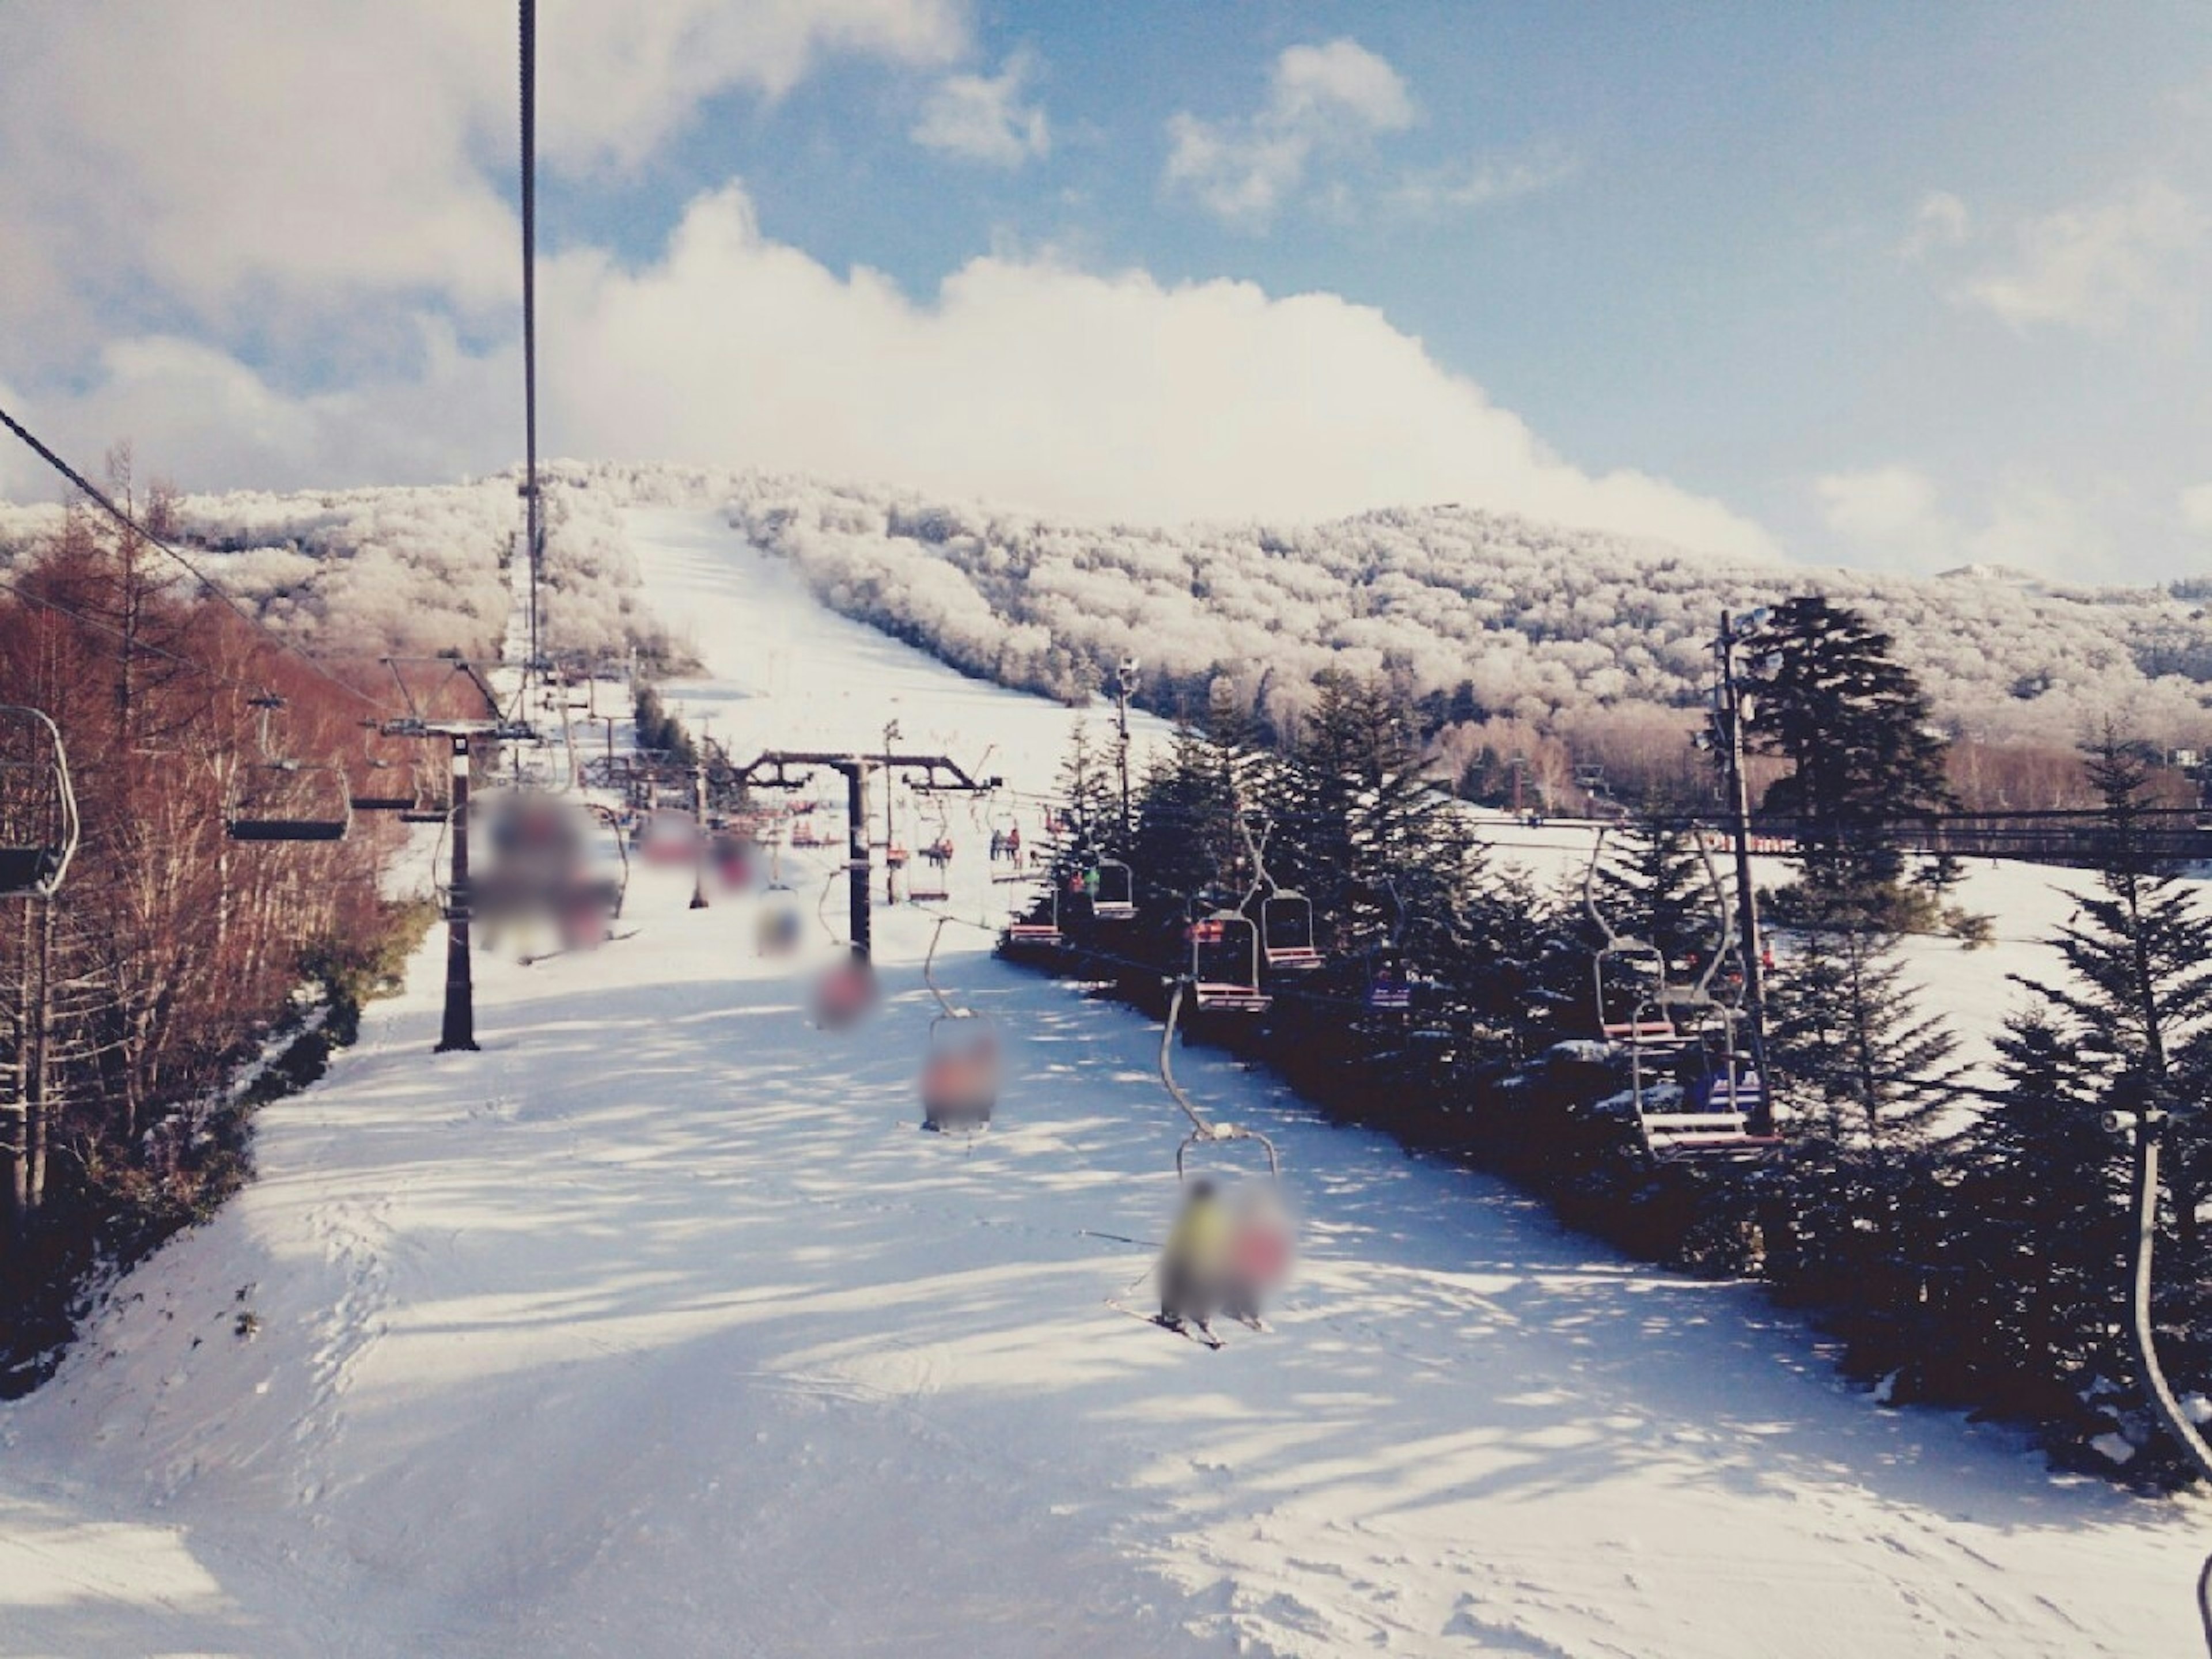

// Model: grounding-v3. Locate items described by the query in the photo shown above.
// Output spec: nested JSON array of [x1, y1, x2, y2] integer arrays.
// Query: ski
[[1105, 1300, 1223, 1349]]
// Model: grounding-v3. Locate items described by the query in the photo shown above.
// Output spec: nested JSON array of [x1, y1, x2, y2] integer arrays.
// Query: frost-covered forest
[[11, 459, 2212, 770], [0, 475, 672, 663], [585, 466, 2212, 754]]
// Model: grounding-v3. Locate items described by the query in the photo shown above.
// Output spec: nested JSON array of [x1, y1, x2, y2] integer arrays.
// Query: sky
[[0, 1, 2207, 581]]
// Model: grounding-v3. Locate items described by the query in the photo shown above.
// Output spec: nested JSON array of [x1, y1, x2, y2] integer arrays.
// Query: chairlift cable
[[0, 401, 380, 709]]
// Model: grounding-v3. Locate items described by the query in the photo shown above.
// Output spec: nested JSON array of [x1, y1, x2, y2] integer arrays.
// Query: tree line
[[1009, 594, 2212, 1484], [1, 476, 427, 1392]]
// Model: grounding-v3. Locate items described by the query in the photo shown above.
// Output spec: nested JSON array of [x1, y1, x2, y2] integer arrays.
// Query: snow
[[2, 506, 2209, 1657]]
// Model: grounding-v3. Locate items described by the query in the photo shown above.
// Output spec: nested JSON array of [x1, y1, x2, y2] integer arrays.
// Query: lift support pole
[[437, 735, 477, 1052], [733, 749, 999, 968], [847, 764, 872, 963]]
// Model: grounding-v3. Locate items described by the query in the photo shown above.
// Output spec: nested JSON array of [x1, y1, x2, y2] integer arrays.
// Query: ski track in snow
[[1, 505, 2206, 1657]]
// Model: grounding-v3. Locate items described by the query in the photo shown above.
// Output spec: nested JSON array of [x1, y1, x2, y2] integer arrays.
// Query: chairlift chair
[[920, 916, 998, 1131], [1636, 1009, 1781, 1162], [908, 825, 952, 903], [0, 706, 80, 899], [1253, 889, 1323, 972], [349, 724, 421, 812], [1160, 979, 1279, 1180], [228, 760, 353, 842], [1358, 878, 1415, 1014], [1235, 814, 1321, 972], [226, 694, 353, 843], [1001, 879, 1063, 949], [1366, 949, 1414, 1013], [1092, 857, 1136, 921], [349, 760, 421, 814], [1585, 825, 1781, 1162], [1188, 908, 1271, 1013]]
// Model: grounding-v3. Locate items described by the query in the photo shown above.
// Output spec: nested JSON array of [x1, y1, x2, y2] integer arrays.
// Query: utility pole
[[1715, 611, 1771, 1131], [689, 756, 710, 910], [1115, 656, 1138, 838], [437, 736, 478, 1052]]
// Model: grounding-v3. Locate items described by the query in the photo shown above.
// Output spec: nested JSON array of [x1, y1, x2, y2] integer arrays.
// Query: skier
[[1221, 1183, 1294, 1327], [1006, 824, 1021, 863], [1158, 1179, 1231, 1334]]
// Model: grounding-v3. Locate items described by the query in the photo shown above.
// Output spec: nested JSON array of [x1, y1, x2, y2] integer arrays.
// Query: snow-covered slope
[[2, 508, 2206, 1658]]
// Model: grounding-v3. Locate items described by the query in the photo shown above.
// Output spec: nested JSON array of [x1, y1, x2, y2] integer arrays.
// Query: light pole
[[1714, 609, 1772, 1131], [1115, 655, 1138, 838], [881, 720, 902, 905]]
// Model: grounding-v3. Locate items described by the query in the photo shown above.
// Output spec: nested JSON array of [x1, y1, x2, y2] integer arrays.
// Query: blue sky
[[2, 2, 2208, 579]]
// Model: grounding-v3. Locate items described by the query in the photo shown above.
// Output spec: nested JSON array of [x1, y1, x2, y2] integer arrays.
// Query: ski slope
[[2, 505, 2207, 1657]]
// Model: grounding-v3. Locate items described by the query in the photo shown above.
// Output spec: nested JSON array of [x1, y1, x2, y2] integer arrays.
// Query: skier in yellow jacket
[[1158, 1180, 1232, 1334]]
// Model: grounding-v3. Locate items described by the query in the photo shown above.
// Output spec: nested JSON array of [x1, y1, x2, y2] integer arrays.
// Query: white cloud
[[1813, 467, 1955, 573], [1961, 478, 2116, 575], [1899, 191, 1969, 261], [1268, 39, 1417, 132], [1960, 180, 2207, 335], [2181, 482, 2212, 535], [912, 52, 1050, 166], [5, 184, 1777, 560], [1386, 149, 1578, 219], [0, 0, 967, 354], [1813, 465, 2121, 580], [1164, 39, 1416, 229]]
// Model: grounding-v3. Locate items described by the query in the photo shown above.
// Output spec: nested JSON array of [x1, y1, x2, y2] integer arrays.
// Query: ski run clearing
[[2, 506, 2207, 1658]]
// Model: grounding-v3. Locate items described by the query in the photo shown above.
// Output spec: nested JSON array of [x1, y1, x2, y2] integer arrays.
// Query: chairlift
[[226, 694, 353, 843], [919, 918, 997, 1131], [1000, 876, 1063, 949], [1238, 813, 1322, 972], [1362, 877, 1414, 1014], [229, 762, 353, 842], [1653, 1015, 1776, 1158], [1092, 857, 1136, 921], [0, 706, 81, 900], [1253, 889, 1323, 972], [1158, 979, 1279, 1180], [1187, 907, 1271, 1013], [349, 760, 421, 814], [909, 806, 953, 902], [349, 724, 421, 812], [1583, 825, 1781, 1162]]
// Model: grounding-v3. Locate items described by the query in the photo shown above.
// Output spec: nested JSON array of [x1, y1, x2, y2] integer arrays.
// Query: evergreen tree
[[1766, 921, 1957, 1137], [2013, 740, 2212, 1271], [1277, 671, 1482, 968], [1745, 596, 1953, 921], [1942, 1010, 2127, 1411], [1588, 809, 1720, 975]]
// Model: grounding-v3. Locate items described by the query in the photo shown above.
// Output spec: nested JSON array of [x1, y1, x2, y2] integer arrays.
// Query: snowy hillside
[[2, 507, 2208, 1658], [689, 465, 2212, 747]]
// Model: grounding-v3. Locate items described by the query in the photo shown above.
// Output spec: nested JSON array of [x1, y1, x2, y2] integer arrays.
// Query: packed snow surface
[[2, 507, 2207, 1656]]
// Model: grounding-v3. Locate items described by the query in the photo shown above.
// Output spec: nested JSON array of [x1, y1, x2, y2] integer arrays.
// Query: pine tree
[[2013, 739, 2212, 1272], [1766, 920, 1957, 1138], [1943, 1010, 2127, 1410], [1589, 809, 1719, 975], [1745, 595, 1953, 922], [1277, 671, 1482, 967]]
